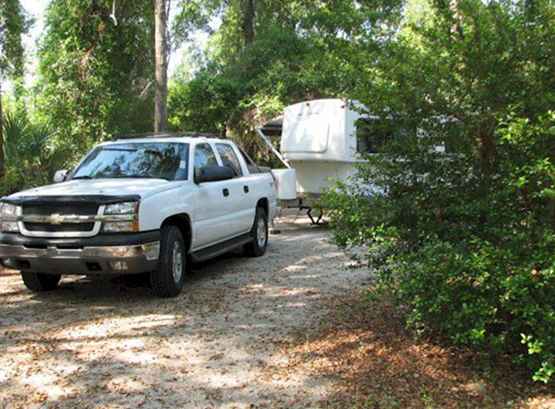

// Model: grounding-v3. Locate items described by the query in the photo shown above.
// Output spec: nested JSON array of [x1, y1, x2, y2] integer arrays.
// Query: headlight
[[0, 202, 20, 233], [102, 201, 139, 233], [104, 202, 138, 215]]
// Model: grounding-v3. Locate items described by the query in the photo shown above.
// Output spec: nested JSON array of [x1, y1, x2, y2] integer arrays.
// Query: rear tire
[[150, 225, 186, 298], [21, 272, 61, 292], [245, 207, 268, 257]]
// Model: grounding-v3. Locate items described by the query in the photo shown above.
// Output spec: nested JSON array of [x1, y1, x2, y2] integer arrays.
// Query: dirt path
[[0, 214, 371, 409]]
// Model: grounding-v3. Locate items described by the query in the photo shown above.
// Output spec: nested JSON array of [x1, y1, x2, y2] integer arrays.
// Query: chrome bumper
[[0, 242, 160, 275], [0, 242, 159, 259]]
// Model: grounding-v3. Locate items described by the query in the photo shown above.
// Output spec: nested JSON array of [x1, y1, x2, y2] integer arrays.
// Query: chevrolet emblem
[[49, 213, 65, 225]]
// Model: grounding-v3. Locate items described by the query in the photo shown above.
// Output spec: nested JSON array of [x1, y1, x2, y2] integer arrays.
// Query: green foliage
[[36, 0, 155, 159], [168, 69, 240, 134], [0, 0, 28, 78], [0, 0, 30, 179], [324, 0, 555, 382], [1, 108, 65, 195], [172, 0, 224, 43], [169, 0, 402, 159], [168, 25, 320, 157]]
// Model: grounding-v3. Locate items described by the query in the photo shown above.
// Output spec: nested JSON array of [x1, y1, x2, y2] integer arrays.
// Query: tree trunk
[[154, 0, 168, 133], [241, 0, 255, 45], [0, 81, 4, 179]]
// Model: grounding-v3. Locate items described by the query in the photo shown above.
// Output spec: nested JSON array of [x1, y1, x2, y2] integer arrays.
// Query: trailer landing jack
[[301, 206, 325, 225]]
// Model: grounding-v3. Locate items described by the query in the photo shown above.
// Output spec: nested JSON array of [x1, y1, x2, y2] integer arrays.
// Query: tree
[[154, 0, 169, 132], [169, 0, 402, 156], [37, 0, 155, 156], [0, 0, 27, 178], [240, 0, 255, 45]]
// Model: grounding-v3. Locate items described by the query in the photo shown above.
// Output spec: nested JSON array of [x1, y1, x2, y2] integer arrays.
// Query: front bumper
[[0, 231, 160, 275]]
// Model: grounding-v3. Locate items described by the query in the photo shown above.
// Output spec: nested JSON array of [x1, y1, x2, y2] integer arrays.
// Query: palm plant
[[1, 110, 62, 195]]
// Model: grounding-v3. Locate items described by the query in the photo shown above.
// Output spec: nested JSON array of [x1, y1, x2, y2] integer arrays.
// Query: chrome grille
[[24, 222, 96, 232], [19, 203, 102, 238], [22, 204, 99, 216]]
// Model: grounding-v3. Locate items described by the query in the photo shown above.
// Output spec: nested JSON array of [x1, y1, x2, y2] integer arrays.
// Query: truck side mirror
[[194, 165, 235, 184], [53, 170, 68, 183]]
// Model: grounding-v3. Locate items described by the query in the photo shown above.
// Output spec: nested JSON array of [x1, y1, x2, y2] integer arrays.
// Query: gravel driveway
[[0, 213, 370, 409]]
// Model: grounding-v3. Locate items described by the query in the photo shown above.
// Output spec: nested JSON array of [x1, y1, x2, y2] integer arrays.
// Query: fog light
[[3, 258, 16, 268], [103, 246, 140, 257], [110, 261, 129, 271], [141, 242, 160, 261], [0, 221, 19, 233], [103, 221, 137, 233]]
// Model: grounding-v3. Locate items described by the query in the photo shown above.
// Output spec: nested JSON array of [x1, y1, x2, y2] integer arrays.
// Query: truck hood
[[7, 178, 180, 201]]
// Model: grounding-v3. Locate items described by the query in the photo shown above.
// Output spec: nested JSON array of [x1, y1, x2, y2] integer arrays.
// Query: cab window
[[194, 143, 218, 169], [216, 143, 243, 177]]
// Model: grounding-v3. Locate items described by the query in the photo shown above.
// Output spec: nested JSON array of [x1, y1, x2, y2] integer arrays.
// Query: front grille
[[24, 223, 95, 232], [21, 202, 99, 236], [22, 204, 99, 216]]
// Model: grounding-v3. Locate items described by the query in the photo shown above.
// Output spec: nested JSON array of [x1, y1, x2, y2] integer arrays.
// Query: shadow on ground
[[0, 220, 364, 408]]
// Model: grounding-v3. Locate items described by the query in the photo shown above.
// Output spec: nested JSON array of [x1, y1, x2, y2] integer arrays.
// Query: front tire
[[21, 272, 61, 292], [245, 207, 268, 257], [150, 225, 186, 298]]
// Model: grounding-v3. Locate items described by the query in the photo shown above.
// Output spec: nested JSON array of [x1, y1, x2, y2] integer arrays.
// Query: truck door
[[215, 143, 256, 234], [191, 143, 239, 250]]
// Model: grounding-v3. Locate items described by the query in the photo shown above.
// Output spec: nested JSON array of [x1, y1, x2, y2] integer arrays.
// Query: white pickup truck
[[0, 135, 278, 297]]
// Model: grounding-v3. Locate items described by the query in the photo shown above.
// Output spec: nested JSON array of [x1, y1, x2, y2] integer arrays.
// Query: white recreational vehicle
[[258, 98, 457, 223], [258, 98, 375, 222]]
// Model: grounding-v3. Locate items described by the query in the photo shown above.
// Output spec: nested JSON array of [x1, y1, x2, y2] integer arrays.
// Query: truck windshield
[[72, 143, 189, 181]]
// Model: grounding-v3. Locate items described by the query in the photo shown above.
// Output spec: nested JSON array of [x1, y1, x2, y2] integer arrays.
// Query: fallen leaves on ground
[[270, 290, 555, 409]]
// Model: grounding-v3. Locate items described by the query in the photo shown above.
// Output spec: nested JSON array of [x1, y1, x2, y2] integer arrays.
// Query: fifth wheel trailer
[[258, 99, 458, 224], [258, 98, 373, 223]]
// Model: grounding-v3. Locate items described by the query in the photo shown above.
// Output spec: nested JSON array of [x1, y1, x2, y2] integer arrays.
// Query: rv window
[[442, 121, 464, 153], [356, 119, 388, 154], [418, 118, 463, 154], [216, 143, 243, 177]]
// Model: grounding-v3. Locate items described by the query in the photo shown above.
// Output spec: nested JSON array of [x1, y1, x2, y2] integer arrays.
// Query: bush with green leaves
[[1, 110, 66, 196], [324, 111, 555, 383]]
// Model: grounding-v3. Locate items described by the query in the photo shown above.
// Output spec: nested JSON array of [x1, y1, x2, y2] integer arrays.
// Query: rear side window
[[238, 146, 260, 174], [194, 143, 218, 169], [238, 146, 256, 168], [216, 144, 243, 177]]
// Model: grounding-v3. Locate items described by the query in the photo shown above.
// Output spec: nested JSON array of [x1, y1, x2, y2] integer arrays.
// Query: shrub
[[1, 110, 68, 196], [324, 113, 555, 383]]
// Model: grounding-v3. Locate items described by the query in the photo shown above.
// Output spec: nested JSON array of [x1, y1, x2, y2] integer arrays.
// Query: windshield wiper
[[114, 175, 171, 181], [73, 175, 171, 181], [104, 147, 137, 152]]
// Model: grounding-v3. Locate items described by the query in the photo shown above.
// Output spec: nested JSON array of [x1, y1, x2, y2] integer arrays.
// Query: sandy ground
[[0, 212, 372, 409]]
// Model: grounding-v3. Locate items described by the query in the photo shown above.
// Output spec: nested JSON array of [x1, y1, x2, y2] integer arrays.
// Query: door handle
[[223, 188, 230, 197], [243, 185, 249, 193]]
